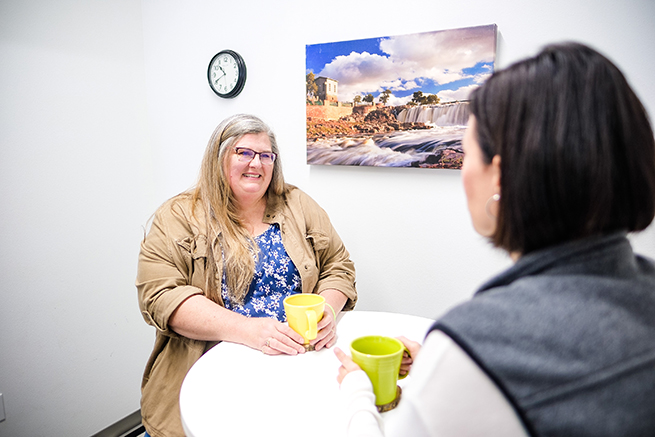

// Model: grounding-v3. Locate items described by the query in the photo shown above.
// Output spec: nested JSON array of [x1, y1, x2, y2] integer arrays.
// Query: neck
[[235, 195, 267, 232]]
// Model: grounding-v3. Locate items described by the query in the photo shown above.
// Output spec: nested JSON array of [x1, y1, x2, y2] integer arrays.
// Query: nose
[[248, 153, 262, 167]]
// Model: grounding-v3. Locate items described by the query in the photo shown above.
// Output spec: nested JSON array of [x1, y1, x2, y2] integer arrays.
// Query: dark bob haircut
[[469, 42, 655, 254]]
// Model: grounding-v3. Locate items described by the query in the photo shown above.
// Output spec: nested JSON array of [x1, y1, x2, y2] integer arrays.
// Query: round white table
[[179, 310, 434, 437]]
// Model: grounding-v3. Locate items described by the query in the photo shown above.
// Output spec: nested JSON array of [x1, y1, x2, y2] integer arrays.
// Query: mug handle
[[398, 347, 411, 380], [305, 310, 317, 340]]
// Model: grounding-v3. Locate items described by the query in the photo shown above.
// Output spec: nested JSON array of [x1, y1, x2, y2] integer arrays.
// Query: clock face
[[208, 50, 246, 98]]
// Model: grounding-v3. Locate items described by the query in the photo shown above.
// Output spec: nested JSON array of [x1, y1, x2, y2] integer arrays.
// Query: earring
[[485, 193, 500, 219]]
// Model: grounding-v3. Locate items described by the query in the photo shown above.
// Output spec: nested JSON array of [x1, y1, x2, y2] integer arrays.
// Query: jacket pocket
[[176, 234, 208, 289], [306, 230, 329, 252], [176, 234, 208, 260]]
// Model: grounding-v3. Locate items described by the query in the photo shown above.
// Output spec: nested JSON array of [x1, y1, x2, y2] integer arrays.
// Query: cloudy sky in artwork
[[306, 25, 497, 105]]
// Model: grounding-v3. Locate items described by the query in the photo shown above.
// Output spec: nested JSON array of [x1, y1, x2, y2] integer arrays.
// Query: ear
[[490, 154, 502, 193]]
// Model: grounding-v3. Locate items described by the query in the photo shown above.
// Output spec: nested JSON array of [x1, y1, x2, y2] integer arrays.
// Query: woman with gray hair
[[137, 114, 357, 437]]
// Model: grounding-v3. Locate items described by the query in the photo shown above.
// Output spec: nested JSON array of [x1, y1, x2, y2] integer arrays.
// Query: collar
[[477, 231, 632, 293], [262, 193, 286, 226]]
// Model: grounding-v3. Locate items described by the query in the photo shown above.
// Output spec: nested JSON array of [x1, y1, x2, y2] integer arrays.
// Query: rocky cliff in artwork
[[307, 108, 430, 139]]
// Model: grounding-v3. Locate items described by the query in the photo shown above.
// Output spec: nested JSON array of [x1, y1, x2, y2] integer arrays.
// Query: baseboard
[[90, 409, 145, 437]]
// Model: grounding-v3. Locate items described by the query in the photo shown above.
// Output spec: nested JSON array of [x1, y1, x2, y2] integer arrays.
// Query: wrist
[[325, 302, 336, 321]]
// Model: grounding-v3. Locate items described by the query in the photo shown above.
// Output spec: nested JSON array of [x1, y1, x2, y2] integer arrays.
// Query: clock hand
[[215, 65, 229, 83], [214, 71, 225, 83]]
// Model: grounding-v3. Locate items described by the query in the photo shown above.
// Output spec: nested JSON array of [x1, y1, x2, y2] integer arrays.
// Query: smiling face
[[225, 132, 275, 206], [461, 116, 501, 237]]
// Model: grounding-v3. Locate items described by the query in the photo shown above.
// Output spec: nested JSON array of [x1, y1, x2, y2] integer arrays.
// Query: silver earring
[[485, 193, 500, 219]]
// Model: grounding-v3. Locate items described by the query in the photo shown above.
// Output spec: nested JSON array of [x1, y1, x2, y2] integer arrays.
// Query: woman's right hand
[[248, 317, 307, 355], [334, 347, 362, 385]]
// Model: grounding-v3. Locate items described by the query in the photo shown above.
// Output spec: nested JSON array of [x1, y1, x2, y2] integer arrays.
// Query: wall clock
[[207, 50, 247, 98]]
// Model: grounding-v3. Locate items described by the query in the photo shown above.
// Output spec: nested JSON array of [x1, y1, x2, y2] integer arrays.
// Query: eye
[[236, 148, 254, 158], [260, 152, 275, 161]]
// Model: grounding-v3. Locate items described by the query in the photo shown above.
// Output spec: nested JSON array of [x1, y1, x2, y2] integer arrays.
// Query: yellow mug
[[350, 335, 408, 409], [283, 294, 325, 350]]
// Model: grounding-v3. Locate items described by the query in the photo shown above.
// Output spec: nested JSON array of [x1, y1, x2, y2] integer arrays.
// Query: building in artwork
[[315, 76, 338, 102]]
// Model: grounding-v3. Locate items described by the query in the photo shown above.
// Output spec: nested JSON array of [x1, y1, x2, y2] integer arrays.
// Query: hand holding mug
[[397, 336, 420, 377], [336, 336, 421, 411], [311, 304, 338, 351], [252, 317, 306, 355]]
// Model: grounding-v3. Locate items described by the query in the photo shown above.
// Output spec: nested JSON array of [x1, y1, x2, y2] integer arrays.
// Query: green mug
[[350, 335, 408, 407]]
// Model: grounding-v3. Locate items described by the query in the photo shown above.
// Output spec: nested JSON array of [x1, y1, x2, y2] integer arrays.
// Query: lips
[[243, 173, 262, 178]]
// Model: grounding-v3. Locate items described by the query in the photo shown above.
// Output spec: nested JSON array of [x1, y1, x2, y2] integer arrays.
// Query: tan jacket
[[136, 185, 357, 437]]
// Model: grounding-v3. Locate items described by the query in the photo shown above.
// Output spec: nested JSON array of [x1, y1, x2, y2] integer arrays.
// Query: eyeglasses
[[234, 147, 277, 165]]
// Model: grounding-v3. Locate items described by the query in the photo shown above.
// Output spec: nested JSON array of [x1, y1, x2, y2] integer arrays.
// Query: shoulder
[[281, 184, 326, 214], [436, 278, 554, 335], [282, 184, 315, 204], [431, 278, 556, 367], [434, 261, 655, 375], [271, 185, 328, 223], [150, 192, 204, 237]]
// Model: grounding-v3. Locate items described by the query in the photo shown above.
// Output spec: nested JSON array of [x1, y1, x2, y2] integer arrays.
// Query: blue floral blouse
[[221, 224, 301, 321]]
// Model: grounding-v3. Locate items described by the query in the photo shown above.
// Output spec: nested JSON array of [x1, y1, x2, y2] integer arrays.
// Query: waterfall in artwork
[[397, 102, 470, 126], [306, 102, 470, 168]]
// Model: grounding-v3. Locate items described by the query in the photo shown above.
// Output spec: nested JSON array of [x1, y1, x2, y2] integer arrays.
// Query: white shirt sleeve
[[340, 330, 529, 437], [339, 370, 385, 437]]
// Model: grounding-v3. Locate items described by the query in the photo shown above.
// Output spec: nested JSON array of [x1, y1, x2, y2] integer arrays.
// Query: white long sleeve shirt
[[340, 330, 529, 437]]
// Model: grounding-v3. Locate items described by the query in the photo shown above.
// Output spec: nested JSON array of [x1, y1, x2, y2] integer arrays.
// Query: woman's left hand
[[397, 336, 421, 377], [311, 306, 337, 351]]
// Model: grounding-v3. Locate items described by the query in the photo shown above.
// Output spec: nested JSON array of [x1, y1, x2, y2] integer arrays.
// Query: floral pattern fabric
[[222, 224, 301, 321]]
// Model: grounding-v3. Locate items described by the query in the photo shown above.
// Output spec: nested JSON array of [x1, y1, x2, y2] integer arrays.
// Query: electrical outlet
[[0, 393, 5, 422]]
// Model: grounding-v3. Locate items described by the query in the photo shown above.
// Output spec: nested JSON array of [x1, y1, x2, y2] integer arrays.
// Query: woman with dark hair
[[137, 114, 357, 437], [336, 42, 655, 436]]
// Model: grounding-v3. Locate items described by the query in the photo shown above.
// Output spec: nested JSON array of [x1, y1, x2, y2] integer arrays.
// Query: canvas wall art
[[306, 24, 497, 169]]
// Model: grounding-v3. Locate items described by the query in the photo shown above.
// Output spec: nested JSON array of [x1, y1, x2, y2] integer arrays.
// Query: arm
[[169, 295, 306, 355], [136, 197, 206, 338], [137, 196, 305, 354], [336, 331, 529, 437], [335, 347, 386, 437]]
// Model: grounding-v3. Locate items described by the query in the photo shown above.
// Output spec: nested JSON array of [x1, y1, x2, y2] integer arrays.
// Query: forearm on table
[[319, 288, 349, 315], [168, 294, 250, 343]]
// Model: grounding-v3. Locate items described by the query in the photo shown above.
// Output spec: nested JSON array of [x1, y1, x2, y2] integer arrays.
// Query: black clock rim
[[207, 49, 247, 98]]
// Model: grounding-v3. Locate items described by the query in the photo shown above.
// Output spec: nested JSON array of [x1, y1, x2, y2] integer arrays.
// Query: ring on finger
[[265, 337, 271, 348]]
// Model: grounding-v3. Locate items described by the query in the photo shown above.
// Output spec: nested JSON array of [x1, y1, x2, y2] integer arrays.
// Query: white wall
[[0, 1, 153, 436], [1, 0, 654, 436], [140, 0, 655, 317]]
